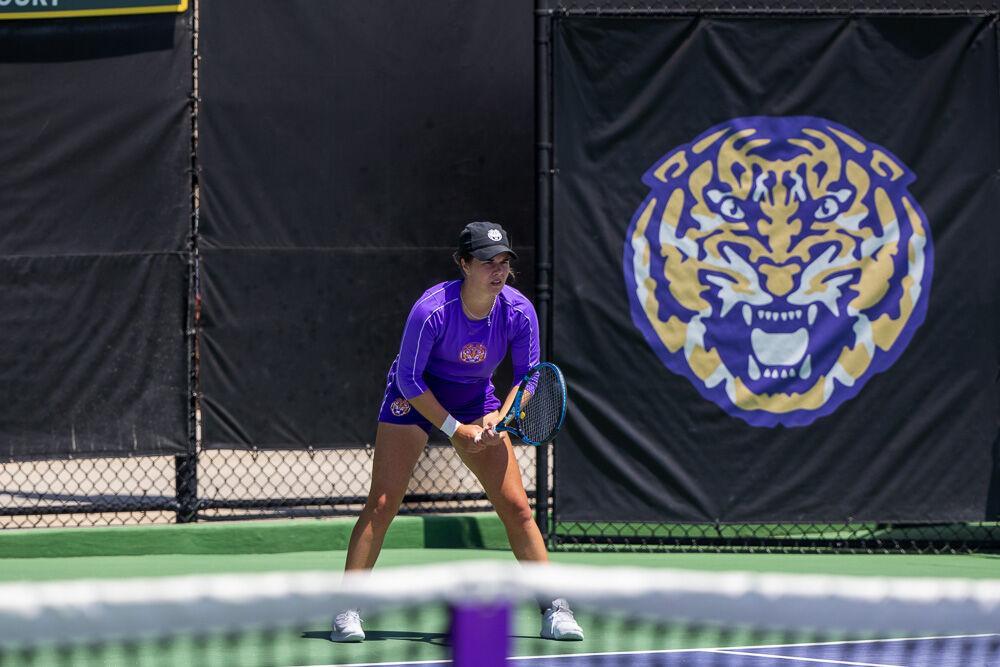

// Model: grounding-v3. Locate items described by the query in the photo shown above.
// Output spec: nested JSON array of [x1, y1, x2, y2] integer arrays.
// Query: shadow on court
[[302, 629, 451, 646]]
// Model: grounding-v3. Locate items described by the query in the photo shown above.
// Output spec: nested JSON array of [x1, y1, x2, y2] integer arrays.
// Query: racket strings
[[519, 366, 563, 443]]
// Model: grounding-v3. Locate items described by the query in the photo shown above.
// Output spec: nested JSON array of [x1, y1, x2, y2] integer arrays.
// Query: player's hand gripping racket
[[494, 362, 567, 445]]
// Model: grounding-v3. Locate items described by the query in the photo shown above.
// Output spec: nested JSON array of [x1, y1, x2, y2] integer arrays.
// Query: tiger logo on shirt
[[459, 342, 488, 363]]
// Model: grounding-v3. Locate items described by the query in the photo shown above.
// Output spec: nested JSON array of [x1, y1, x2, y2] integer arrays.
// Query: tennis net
[[1, 560, 998, 666]]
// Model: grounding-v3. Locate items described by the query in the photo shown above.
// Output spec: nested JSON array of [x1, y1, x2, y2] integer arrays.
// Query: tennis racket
[[494, 362, 567, 446]]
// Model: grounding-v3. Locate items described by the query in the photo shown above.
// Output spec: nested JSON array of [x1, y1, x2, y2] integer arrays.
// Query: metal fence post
[[177, 0, 202, 525], [534, 0, 555, 543]]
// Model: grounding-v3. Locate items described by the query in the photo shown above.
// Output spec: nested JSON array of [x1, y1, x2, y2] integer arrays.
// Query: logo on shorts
[[459, 342, 488, 363], [487, 228, 503, 241], [390, 398, 411, 416]]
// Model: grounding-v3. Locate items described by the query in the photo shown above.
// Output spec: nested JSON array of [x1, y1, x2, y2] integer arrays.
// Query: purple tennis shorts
[[378, 371, 501, 434]]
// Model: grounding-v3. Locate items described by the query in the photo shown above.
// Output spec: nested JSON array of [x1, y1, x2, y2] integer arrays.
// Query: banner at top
[[0, 0, 186, 19]]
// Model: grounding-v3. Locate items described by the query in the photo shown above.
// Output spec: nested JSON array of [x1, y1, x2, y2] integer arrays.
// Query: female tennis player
[[331, 221, 583, 643]]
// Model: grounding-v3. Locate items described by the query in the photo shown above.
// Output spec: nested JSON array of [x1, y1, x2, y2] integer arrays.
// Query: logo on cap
[[487, 229, 503, 242]]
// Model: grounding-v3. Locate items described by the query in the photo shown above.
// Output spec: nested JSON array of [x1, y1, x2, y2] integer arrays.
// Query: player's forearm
[[407, 390, 452, 430], [405, 390, 476, 439], [497, 385, 520, 421]]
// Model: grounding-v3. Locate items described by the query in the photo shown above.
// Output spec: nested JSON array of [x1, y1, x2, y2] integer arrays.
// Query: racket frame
[[494, 362, 567, 446]]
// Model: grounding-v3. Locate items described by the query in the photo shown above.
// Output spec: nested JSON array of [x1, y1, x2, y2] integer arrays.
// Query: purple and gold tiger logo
[[624, 117, 933, 427], [390, 398, 411, 417], [459, 342, 488, 364]]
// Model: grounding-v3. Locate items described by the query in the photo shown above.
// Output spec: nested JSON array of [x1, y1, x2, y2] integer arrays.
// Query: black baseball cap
[[458, 221, 518, 260]]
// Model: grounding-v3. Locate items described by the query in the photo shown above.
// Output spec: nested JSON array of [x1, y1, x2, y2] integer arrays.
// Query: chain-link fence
[[7, 444, 997, 555], [0, 444, 545, 529], [549, 520, 1000, 554]]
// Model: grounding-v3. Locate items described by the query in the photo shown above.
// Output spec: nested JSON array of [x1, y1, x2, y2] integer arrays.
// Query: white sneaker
[[540, 598, 584, 641], [330, 609, 365, 642]]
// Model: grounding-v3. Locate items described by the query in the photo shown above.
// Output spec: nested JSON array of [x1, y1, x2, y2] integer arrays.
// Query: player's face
[[465, 253, 511, 294]]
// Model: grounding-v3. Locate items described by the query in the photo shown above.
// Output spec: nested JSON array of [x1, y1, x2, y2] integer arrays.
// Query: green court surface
[[5, 602, 838, 667], [0, 514, 997, 582], [5, 601, 805, 667], [2, 516, 998, 666]]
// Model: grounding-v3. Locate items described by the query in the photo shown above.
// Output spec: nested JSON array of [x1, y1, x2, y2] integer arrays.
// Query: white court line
[[299, 659, 448, 667], [505, 633, 1000, 662], [708, 649, 902, 667], [717, 632, 1000, 651], [300, 632, 1000, 667]]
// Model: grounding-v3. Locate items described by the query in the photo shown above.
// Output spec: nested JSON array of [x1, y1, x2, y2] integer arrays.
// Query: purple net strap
[[449, 601, 510, 667]]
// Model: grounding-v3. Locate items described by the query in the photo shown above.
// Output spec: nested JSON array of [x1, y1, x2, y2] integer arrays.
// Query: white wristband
[[440, 414, 460, 438]]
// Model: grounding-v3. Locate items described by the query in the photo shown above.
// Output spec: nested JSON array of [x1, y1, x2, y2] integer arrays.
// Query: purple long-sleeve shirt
[[392, 280, 540, 401]]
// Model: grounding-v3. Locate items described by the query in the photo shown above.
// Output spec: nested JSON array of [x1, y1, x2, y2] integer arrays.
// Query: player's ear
[[454, 252, 470, 276]]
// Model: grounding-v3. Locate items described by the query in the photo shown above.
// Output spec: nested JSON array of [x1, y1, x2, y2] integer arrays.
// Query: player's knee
[[364, 494, 400, 526], [499, 499, 534, 528]]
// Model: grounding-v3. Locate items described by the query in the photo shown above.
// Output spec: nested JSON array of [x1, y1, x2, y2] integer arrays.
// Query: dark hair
[[453, 251, 517, 283]]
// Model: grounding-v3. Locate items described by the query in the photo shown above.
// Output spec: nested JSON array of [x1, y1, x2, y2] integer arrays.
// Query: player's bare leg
[[345, 422, 428, 571], [455, 415, 548, 563]]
